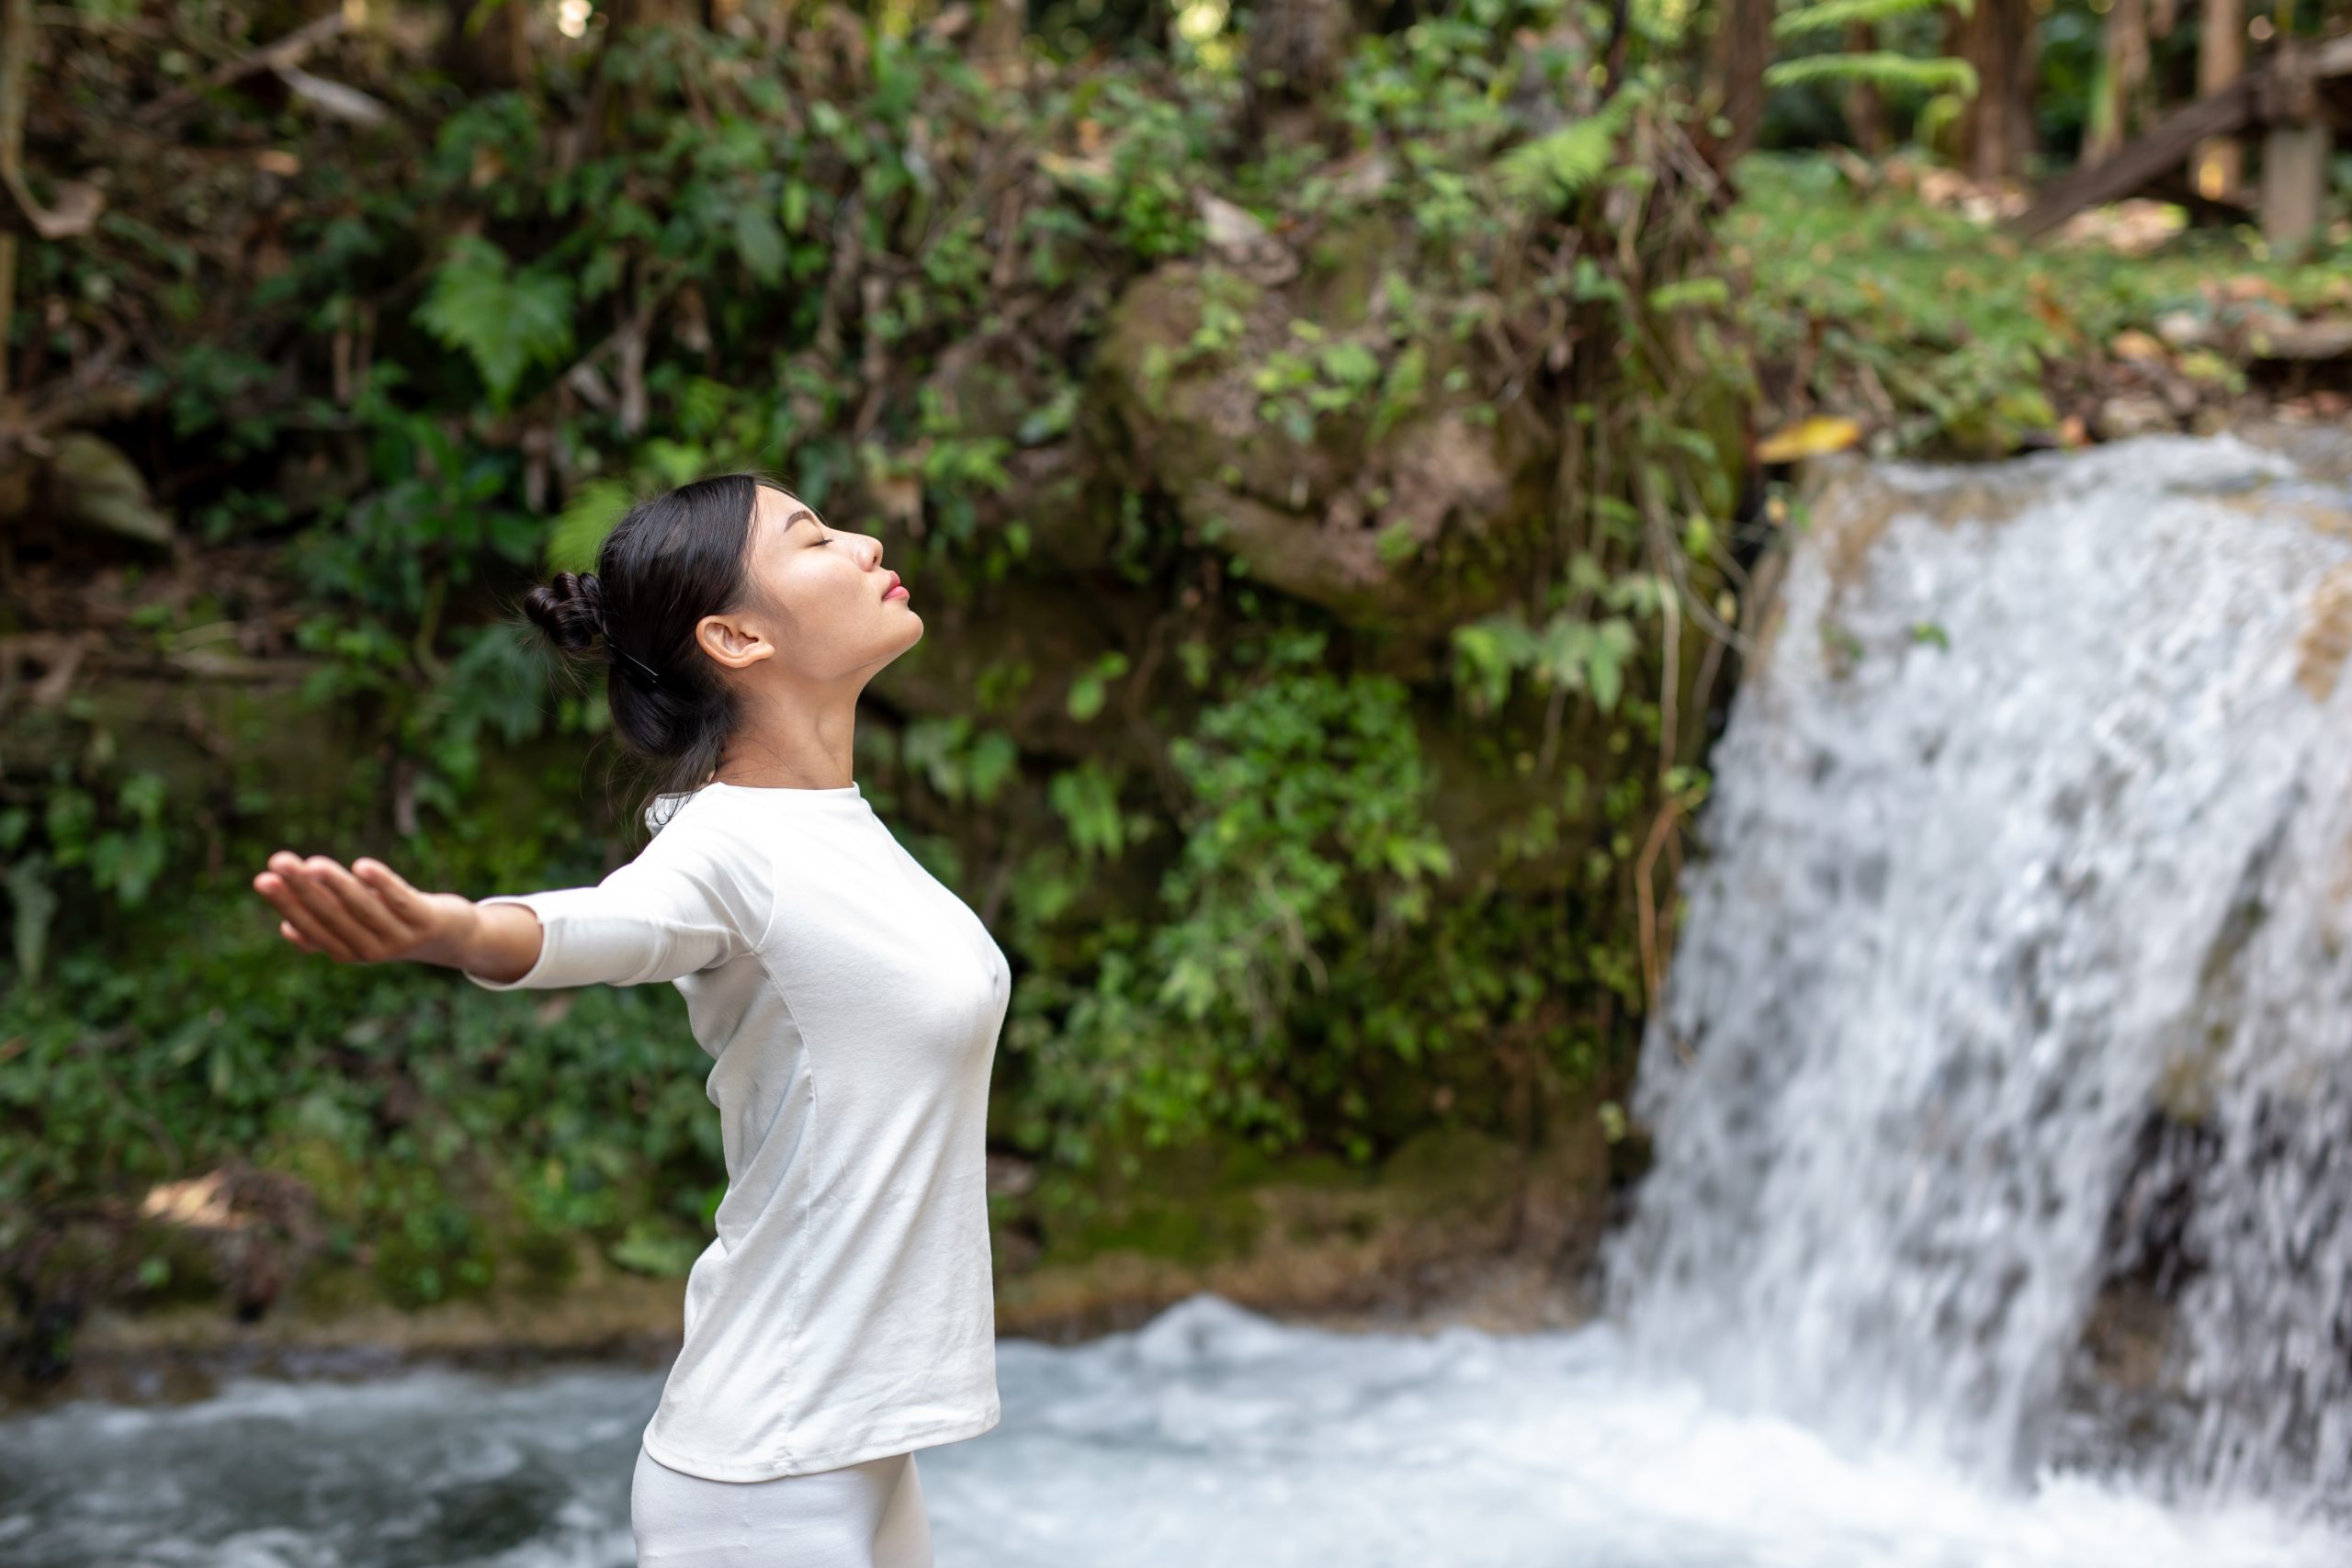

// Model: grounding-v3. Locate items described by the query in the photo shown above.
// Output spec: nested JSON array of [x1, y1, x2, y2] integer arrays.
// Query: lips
[[882, 570, 907, 601]]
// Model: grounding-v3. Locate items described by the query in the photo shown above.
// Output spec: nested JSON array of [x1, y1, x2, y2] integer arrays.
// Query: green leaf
[[7, 854, 55, 983], [1646, 276, 1731, 313], [610, 1221, 704, 1278], [734, 202, 786, 287], [414, 236, 575, 409], [1773, 0, 1967, 39], [1494, 88, 1642, 213], [1367, 344, 1427, 446], [547, 479, 635, 576], [1318, 340, 1382, 389], [1764, 52, 1980, 98]]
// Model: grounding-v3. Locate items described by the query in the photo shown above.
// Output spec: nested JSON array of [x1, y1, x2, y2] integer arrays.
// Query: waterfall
[[1602, 426, 2352, 1513]]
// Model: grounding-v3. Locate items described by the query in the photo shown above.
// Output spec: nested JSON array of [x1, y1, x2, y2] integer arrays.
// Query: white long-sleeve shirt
[[464, 778, 1011, 1481]]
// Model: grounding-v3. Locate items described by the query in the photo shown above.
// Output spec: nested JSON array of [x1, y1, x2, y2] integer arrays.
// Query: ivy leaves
[[1452, 600, 1645, 720]]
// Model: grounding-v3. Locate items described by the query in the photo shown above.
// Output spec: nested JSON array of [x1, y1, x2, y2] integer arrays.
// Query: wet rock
[[2096, 394, 2178, 441]]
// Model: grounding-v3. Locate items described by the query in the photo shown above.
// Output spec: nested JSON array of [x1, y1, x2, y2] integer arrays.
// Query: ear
[[695, 607, 775, 673]]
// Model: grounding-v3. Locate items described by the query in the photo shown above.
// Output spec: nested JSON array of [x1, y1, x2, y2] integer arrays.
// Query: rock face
[[1604, 420, 2352, 1508], [1090, 222, 1539, 644]]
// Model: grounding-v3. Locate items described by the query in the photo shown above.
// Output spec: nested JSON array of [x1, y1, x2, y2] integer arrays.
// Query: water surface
[[3, 1295, 2342, 1567]]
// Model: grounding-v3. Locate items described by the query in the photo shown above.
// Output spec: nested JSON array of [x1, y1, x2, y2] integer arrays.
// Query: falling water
[[1603, 424, 2352, 1515]]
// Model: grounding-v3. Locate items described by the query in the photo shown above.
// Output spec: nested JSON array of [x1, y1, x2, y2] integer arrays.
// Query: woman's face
[[699, 485, 920, 684]]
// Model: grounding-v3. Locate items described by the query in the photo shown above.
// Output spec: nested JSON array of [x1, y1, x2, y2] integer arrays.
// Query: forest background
[[5, 0, 2349, 1371]]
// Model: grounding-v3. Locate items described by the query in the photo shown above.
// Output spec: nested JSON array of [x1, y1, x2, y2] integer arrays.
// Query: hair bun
[[521, 568, 610, 654]]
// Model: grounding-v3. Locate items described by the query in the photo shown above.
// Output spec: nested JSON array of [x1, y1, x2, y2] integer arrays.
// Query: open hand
[[251, 851, 480, 968]]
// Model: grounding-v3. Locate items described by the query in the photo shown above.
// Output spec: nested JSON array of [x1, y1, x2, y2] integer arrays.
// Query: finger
[[353, 858, 434, 927], [278, 919, 322, 953], [256, 856, 349, 958], [308, 856, 412, 950], [277, 856, 374, 962], [254, 865, 345, 959]]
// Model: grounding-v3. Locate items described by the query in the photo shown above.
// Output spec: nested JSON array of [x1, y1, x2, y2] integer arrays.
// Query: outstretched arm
[[252, 829, 773, 991], [252, 851, 514, 973]]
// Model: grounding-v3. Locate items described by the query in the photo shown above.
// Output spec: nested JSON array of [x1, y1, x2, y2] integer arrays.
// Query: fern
[[1495, 86, 1645, 213], [546, 479, 635, 575], [415, 235, 576, 410], [1772, 0, 1971, 39], [1764, 51, 1980, 98]]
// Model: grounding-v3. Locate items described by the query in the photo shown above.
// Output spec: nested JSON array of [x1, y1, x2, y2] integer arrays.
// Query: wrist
[[408, 894, 490, 971], [453, 898, 544, 986]]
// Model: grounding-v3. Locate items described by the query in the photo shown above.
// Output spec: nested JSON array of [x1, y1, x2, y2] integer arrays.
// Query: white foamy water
[[1603, 426, 2352, 1512], [1, 1295, 2343, 1566]]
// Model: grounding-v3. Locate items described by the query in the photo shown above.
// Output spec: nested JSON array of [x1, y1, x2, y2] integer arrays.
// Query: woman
[[250, 472, 1010, 1567]]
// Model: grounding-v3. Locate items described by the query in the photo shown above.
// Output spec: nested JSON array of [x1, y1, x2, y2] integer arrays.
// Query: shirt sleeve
[[461, 812, 775, 991]]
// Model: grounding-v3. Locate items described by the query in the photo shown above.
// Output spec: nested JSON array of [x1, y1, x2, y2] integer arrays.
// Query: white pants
[[631, 1443, 934, 1567]]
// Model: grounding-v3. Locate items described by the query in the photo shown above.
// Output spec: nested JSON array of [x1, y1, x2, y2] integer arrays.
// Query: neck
[[709, 680, 862, 790]]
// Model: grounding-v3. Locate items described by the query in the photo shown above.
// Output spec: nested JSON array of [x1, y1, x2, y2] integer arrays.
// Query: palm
[[251, 851, 473, 967]]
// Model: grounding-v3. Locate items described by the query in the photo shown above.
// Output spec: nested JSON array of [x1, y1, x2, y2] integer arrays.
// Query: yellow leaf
[[1755, 415, 1862, 464]]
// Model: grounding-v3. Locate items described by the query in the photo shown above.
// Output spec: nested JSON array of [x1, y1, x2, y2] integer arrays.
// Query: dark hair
[[517, 471, 791, 828]]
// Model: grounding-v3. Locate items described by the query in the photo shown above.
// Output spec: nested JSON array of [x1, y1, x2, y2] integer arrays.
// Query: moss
[[1299, 215, 1399, 330], [287, 1255, 376, 1319], [1371, 1124, 1519, 1222], [508, 1227, 585, 1301], [118, 1221, 227, 1311], [1031, 1130, 1276, 1269]]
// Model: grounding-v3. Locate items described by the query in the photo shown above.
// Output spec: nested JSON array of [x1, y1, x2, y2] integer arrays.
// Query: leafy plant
[[416, 236, 577, 410]]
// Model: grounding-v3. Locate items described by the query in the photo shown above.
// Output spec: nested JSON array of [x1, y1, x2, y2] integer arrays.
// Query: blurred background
[[4, 0, 2352, 1562]]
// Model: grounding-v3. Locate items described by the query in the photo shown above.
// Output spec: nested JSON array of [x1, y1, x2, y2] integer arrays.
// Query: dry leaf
[[1755, 416, 1862, 464]]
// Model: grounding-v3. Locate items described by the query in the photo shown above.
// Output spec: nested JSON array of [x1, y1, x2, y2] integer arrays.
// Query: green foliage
[[1765, 52, 1979, 97], [1727, 150, 2349, 458], [1011, 633, 1462, 1164], [901, 716, 1021, 806], [548, 480, 637, 576], [1453, 582, 1650, 721], [1064, 651, 1132, 722], [0, 886, 733, 1294], [1494, 86, 1645, 213], [7, 1, 1765, 1320], [1761, 0, 1976, 102], [1772, 0, 1971, 39], [415, 236, 578, 410]]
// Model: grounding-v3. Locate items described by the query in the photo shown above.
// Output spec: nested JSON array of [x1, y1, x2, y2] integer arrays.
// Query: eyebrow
[[783, 508, 818, 535]]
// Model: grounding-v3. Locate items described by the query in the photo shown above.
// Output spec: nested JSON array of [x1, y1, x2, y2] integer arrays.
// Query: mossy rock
[[1372, 1124, 1520, 1222], [507, 1226, 586, 1301], [116, 1220, 229, 1312], [1094, 255, 1539, 640], [1029, 1131, 1288, 1269]]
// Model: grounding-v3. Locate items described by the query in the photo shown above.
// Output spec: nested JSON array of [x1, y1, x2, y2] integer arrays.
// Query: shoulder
[[644, 784, 720, 838], [639, 787, 766, 862], [628, 790, 781, 935]]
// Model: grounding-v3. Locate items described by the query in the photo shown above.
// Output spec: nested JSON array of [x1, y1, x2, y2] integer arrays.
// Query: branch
[[132, 8, 349, 129], [1, 0, 101, 240]]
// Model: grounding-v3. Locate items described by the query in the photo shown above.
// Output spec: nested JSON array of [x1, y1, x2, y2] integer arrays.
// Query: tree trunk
[[443, 0, 528, 90], [2259, 119, 2329, 258], [1844, 22, 1886, 155], [2087, 0, 2151, 164], [1702, 0, 1771, 175], [1949, 0, 2038, 182], [2195, 0, 2245, 199], [977, 0, 1025, 66]]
